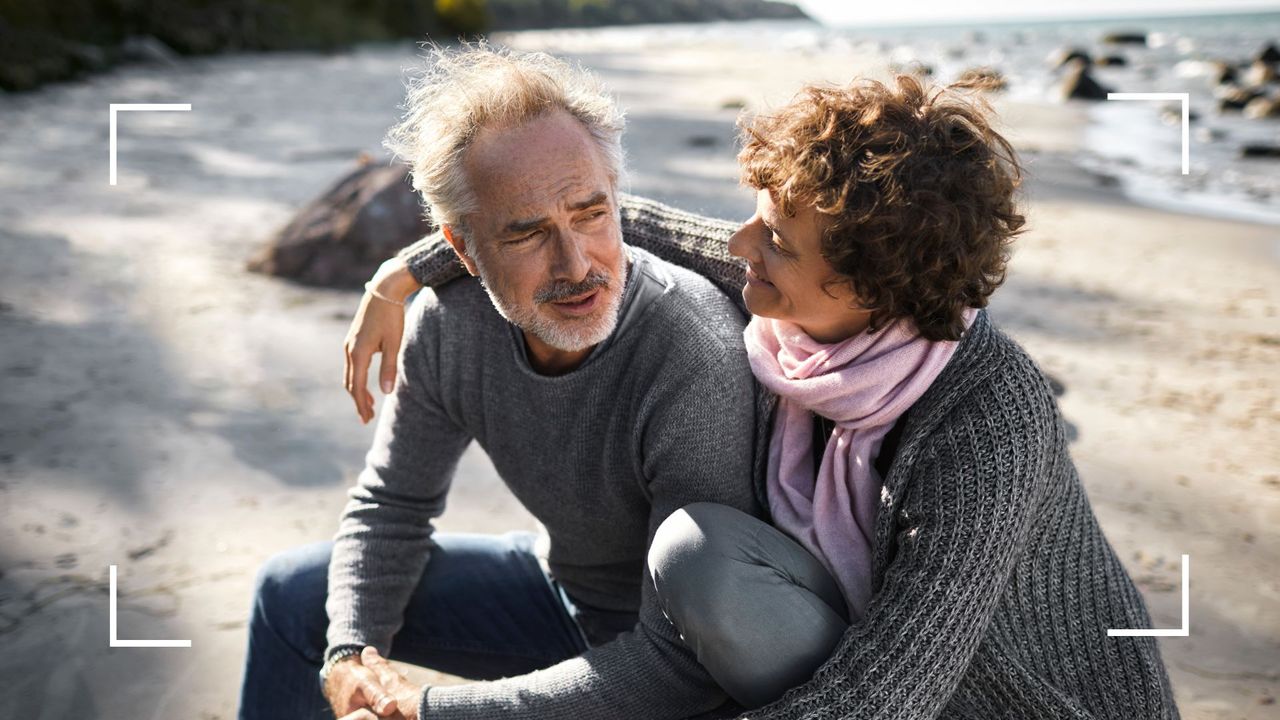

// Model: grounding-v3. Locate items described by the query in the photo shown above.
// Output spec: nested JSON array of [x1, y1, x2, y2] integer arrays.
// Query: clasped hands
[[325, 647, 424, 720]]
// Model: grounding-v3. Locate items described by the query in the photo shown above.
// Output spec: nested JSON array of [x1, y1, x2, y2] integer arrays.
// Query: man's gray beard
[[476, 259, 628, 353]]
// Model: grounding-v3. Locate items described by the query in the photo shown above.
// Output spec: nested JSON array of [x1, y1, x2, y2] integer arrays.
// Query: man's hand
[[322, 653, 401, 719], [344, 257, 422, 424], [361, 647, 424, 720]]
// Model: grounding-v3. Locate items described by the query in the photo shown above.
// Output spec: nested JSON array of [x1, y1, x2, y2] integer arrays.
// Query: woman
[[344, 76, 1178, 719]]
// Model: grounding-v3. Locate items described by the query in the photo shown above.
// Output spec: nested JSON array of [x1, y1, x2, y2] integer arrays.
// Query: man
[[237, 45, 763, 720]]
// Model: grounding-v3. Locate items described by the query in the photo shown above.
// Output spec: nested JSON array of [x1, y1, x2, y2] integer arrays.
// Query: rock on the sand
[[247, 161, 431, 288], [1059, 60, 1113, 101]]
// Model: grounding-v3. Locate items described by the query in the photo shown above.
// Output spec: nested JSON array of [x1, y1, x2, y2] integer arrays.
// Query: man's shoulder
[[630, 247, 746, 342], [404, 277, 502, 345]]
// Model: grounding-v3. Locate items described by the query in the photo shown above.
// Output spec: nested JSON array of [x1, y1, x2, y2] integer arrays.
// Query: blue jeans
[[238, 531, 630, 720]]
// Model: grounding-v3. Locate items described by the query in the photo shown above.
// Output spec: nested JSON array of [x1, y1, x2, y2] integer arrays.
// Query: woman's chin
[[741, 284, 782, 321]]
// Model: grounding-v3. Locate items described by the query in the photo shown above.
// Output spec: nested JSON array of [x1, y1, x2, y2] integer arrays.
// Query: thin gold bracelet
[[364, 281, 406, 306]]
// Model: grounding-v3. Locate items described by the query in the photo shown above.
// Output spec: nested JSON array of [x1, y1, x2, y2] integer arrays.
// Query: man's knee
[[251, 543, 331, 654]]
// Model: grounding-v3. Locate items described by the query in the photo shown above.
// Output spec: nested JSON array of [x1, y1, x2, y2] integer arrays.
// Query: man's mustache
[[535, 272, 611, 304]]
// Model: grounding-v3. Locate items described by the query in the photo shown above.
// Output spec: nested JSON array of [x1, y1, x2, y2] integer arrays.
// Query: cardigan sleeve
[[739, 388, 1050, 720], [394, 194, 746, 312]]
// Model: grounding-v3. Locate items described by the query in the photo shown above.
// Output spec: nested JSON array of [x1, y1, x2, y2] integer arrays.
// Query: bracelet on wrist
[[364, 281, 406, 306], [319, 646, 363, 685]]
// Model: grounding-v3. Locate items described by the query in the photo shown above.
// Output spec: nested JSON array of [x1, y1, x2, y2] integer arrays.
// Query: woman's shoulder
[[908, 311, 1065, 466]]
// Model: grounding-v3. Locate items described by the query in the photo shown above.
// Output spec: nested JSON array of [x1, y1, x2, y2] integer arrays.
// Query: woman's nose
[[727, 220, 756, 262]]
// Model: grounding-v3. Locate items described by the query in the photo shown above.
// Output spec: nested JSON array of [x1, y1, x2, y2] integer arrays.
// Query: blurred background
[[1, 1, 1278, 718]]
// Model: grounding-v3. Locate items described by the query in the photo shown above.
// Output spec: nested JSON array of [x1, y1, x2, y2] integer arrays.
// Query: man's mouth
[[549, 288, 601, 316]]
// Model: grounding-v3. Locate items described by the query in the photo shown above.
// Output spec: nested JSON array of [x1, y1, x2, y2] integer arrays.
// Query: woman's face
[[728, 189, 872, 343]]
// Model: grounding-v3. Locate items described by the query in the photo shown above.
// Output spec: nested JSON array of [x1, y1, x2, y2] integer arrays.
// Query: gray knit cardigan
[[396, 195, 1180, 720]]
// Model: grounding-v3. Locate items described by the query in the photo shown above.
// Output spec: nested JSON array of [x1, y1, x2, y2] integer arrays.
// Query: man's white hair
[[385, 42, 627, 234]]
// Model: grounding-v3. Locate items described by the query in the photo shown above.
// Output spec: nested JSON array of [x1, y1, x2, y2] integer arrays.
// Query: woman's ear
[[442, 225, 480, 277]]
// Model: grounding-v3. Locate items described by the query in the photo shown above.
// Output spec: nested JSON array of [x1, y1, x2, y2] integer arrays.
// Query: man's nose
[[550, 230, 592, 281]]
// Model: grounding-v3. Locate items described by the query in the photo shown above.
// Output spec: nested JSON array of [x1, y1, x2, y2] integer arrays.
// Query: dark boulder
[[1258, 42, 1280, 64], [1059, 60, 1113, 101], [247, 160, 431, 288], [1095, 54, 1128, 67]]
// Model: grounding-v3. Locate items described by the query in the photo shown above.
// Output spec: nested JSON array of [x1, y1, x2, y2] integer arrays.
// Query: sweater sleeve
[[421, 354, 762, 719], [740, 389, 1049, 720], [325, 292, 471, 662], [396, 194, 746, 311]]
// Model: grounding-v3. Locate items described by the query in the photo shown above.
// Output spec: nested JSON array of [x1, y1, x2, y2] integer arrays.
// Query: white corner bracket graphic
[[108, 103, 192, 186], [1108, 554, 1190, 637], [109, 565, 192, 648], [1100, 92, 1187, 174]]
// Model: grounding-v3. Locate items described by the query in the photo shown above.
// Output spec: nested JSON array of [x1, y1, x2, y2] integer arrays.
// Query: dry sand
[[0, 30, 1276, 719]]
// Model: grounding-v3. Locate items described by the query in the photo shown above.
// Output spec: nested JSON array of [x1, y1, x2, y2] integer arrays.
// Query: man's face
[[451, 110, 626, 354]]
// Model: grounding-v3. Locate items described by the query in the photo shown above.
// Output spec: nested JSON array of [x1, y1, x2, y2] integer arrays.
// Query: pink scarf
[[745, 308, 976, 620]]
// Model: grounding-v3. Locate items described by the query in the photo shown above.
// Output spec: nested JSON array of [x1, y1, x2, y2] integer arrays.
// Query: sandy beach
[[0, 26, 1277, 719]]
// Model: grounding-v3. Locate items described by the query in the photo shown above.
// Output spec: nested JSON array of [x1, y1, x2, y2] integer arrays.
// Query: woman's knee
[[648, 503, 756, 622]]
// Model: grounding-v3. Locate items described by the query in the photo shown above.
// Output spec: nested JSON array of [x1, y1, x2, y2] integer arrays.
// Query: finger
[[361, 647, 402, 690], [378, 335, 401, 397], [352, 664, 398, 716], [350, 341, 373, 423], [338, 710, 379, 720]]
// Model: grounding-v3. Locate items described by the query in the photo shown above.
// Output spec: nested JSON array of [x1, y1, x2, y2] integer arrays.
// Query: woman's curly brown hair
[[738, 74, 1025, 341]]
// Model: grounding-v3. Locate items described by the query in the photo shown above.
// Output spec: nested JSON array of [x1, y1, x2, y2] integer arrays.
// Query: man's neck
[[522, 333, 594, 376]]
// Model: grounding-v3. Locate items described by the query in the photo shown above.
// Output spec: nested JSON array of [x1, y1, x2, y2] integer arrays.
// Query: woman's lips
[[745, 265, 773, 287], [550, 288, 601, 316]]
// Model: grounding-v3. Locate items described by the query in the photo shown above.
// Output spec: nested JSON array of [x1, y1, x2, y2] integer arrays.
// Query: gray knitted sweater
[[327, 246, 763, 719], [398, 195, 1180, 720]]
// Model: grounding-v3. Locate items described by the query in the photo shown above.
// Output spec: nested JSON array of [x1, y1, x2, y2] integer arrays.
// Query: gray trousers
[[647, 502, 851, 710]]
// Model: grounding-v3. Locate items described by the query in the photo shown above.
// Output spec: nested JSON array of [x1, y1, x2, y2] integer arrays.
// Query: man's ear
[[442, 225, 479, 277]]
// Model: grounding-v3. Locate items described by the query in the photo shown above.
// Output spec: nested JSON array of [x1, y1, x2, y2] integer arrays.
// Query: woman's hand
[[344, 257, 423, 424]]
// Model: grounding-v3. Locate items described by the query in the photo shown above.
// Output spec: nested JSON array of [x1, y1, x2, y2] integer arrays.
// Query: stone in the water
[[1258, 42, 1280, 64], [1059, 60, 1112, 101], [247, 161, 431, 288], [1211, 61, 1238, 86], [1241, 144, 1280, 159], [1243, 96, 1280, 119], [1216, 85, 1266, 112], [1101, 31, 1147, 45], [1095, 55, 1128, 67], [956, 66, 1007, 91], [1048, 46, 1091, 70], [1243, 60, 1278, 87]]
